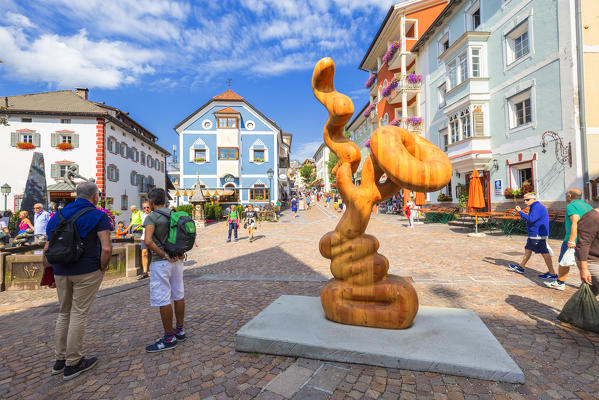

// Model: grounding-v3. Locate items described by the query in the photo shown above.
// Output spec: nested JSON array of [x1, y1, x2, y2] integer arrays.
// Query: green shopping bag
[[557, 283, 599, 334]]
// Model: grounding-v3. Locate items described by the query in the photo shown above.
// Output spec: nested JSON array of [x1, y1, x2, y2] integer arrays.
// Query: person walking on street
[[406, 199, 414, 228], [545, 189, 593, 290], [143, 188, 186, 352], [291, 197, 298, 218], [326, 195, 331, 208], [576, 207, 599, 296], [226, 206, 240, 242], [33, 203, 50, 241], [508, 192, 556, 278], [127, 205, 144, 237], [243, 205, 260, 242], [138, 202, 152, 280], [43, 182, 112, 380], [306, 194, 311, 209]]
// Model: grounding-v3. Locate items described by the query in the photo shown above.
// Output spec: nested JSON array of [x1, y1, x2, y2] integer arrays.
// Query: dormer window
[[217, 117, 238, 129]]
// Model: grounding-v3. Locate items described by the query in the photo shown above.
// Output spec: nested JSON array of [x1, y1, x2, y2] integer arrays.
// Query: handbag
[[40, 266, 55, 287]]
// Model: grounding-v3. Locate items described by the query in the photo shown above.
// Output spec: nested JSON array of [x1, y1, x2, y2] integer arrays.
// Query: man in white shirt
[[33, 204, 50, 240]]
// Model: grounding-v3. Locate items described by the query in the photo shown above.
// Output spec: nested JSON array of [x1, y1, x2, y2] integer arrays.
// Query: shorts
[[525, 238, 549, 254], [149, 259, 184, 307], [557, 241, 569, 263]]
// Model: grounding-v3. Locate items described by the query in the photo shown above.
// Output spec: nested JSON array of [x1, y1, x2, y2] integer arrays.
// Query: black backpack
[[155, 209, 196, 257], [45, 207, 95, 265]]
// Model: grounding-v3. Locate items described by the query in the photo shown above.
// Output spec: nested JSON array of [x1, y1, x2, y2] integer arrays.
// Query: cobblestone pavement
[[0, 202, 598, 399]]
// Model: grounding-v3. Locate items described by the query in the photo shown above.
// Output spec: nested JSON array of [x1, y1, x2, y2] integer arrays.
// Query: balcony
[[388, 75, 422, 104], [446, 136, 492, 173]]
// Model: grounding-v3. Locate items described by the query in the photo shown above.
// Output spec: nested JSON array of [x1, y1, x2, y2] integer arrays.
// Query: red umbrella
[[467, 169, 486, 233]]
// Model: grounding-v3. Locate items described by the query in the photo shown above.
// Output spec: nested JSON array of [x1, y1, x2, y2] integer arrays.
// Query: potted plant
[[364, 74, 376, 89], [193, 158, 206, 162], [16, 142, 35, 150], [254, 158, 264, 162], [362, 103, 376, 118], [381, 79, 399, 98], [57, 142, 73, 151], [382, 41, 400, 64], [437, 193, 453, 202]]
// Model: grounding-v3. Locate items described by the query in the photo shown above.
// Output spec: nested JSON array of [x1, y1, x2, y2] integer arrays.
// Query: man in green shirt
[[226, 207, 240, 242], [127, 205, 144, 237], [545, 188, 593, 290]]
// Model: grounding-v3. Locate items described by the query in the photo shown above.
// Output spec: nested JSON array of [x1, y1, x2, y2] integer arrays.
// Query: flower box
[[57, 142, 73, 151], [363, 103, 376, 118], [407, 117, 423, 126], [390, 118, 401, 127], [364, 74, 376, 89], [381, 79, 399, 98], [16, 142, 35, 150], [254, 159, 264, 162], [193, 158, 206, 162], [382, 41, 400, 64], [406, 73, 422, 84], [437, 193, 453, 202], [503, 188, 523, 198]]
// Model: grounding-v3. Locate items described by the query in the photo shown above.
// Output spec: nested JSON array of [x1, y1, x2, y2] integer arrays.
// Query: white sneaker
[[544, 280, 565, 291]]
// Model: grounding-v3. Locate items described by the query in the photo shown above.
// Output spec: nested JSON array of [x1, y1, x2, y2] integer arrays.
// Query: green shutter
[[10, 132, 17, 147], [51, 164, 58, 178], [51, 133, 58, 147], [115, 168, 119, 181], [33, 133, 41, 147], [72, 134, 79, 148]]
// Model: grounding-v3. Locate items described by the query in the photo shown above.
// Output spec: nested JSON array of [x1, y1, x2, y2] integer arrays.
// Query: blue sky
[[0, 0, 396, 161]]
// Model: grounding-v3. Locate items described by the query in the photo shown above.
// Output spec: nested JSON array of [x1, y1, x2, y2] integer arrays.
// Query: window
[[439, 129, 448, 152], [438, 83, 447, 108], [461, 110, 471, 139], [133, 148, 139, 162], [141, 152, 146, 165], [147, 156, 153, 168], [121, 195, 128, 211], [450, 117, 459, 143], [505, 20, 530, 65], [61, 119, 71, 124], [61, 135, 72, 144], [107, 137, 115, 153], [471, 49, 481, 77], [194, 149, 206, 162], [439, 32, 449, 56], [508, 89, 533, 129], [51, 163, 78, 179], [254, 149, 265, 162], [448, 60, 457, 89], [459, 53, 468, 83], [11, 131, 40, 147], [250, 184, 269, 201], [218, 147, 238, 160], [107, 165, 119, 181], [22, 134, 33, 143], [115, 141, 121, 155], [131, 171, 138, 185], [120, 142, 127, 158], [518, 168, 532, 188], [217, 117, 238, 129], [21, 118, 32, 123], [472, 8, 480, 29]]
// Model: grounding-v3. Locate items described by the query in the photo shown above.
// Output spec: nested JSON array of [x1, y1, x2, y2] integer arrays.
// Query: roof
[[47, 182, 76, 191], [212, 89, 244, 100], [411, 0, 461, 53], [174, 91, 282, 134], [3, 90, 105, 115], [347, 102, 370, 131], [213, 107, 240, 114]]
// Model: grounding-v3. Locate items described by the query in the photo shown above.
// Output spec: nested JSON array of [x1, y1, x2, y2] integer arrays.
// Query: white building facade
[[0, 89, 169, 222], [313, 143, 332, 192]]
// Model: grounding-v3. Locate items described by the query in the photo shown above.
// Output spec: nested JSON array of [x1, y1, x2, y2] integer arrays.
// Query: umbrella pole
[[475, 215, 478, 233]]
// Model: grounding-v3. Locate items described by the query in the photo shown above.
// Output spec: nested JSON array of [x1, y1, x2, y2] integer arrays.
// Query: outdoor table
[[493, 215, 525, 236]]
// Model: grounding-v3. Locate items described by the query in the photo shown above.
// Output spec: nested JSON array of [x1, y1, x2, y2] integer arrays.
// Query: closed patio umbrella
[[414, 192, 426, 222], [467, 169, 486, 234]]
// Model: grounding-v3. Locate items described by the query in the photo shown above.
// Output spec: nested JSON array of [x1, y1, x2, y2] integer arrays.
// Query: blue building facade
[[174, 90, 283, 206]]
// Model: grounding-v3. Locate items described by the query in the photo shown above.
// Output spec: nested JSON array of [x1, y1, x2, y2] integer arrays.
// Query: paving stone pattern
[[0, 202, 598, 399]]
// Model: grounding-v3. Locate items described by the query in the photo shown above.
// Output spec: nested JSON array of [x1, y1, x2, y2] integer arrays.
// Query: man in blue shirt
[[43, 182, 113, 380], [33, 203, 50, 240], [508, 192, 556, 278]]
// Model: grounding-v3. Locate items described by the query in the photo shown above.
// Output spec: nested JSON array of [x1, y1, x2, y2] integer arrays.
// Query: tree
[[300, 164, 315, 185]]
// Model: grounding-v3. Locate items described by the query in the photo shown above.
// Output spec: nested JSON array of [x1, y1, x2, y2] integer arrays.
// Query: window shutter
[[51, 164, 58, 178], [473, 109, 484, 136], [115, 168, 119, 181], [10, 132, 17, 147], [72, 134, 79, 148], [51, 133, 58, 147], [33, 133, 41, 147], [189, 146, 196, 162]]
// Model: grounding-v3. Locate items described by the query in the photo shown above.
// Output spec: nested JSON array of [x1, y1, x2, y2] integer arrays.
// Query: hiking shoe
[[174, 329, 186, 342], [51, 359, 65, 375], [538, 273, 558, 280], [544, 280, 565, 291], [63, 357, 98, 381], [137, 273, 149, 281], [508, 264, 525, 274], [146, 336, 177, 353], [226, 239, 231, 243]]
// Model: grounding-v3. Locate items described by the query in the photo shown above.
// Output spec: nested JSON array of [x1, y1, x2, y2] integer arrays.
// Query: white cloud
[[293, 140, 322, 161], [0, 27, 162, 88], [5, 12, 35, 28]]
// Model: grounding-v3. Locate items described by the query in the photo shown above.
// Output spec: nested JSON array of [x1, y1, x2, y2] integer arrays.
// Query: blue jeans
[[228, 222, 238, 240]]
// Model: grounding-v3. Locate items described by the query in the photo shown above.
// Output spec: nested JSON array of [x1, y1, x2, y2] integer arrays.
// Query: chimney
[[74, 88, 89, 100]]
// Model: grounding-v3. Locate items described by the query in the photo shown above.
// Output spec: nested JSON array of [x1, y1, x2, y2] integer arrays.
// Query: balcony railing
[[388, 75, 422, 103]]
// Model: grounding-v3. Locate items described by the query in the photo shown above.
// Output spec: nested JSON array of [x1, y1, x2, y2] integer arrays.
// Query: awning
[[47, 182, 75, 192]]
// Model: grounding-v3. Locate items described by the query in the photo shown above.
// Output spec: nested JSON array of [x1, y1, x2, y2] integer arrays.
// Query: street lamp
[[1, 183, 11, 211], [267, 168, 274, 204]]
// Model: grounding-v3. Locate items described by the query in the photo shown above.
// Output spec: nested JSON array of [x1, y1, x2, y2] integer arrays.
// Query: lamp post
[[1, 183, 11, 211], [267, 168, 274, 204]]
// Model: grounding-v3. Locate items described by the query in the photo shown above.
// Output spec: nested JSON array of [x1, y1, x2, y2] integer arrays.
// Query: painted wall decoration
[[312, 58, 452, 329]]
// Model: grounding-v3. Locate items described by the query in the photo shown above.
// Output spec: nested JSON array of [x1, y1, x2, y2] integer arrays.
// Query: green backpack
[[156, 210, 196, 256]]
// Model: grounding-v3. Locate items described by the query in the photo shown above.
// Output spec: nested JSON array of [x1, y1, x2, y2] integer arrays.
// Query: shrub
[[176, 204, 193, 216]]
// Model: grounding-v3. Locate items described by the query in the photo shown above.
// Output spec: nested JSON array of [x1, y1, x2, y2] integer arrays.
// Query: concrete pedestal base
[[468, 232, 487, 237], [235, 295, 524, 383]]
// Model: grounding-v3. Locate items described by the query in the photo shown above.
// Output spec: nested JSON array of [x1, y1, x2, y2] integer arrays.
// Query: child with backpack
[[143, 188, 196, 353]]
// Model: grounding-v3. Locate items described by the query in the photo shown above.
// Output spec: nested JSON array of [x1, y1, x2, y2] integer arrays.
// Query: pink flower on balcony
[[364, 74, 376, 89], [406, 73, 422, 84], [381, 79, 399, 98], [382, 41, 400, 64], [390, 118, 401, 126], [365, 138, 370, 148], [407, 117, 423, 126], [363, 103, 376, 118]]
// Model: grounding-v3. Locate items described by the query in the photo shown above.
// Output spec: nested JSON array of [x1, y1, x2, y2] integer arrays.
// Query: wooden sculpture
[[313, 58, 452, 329]]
